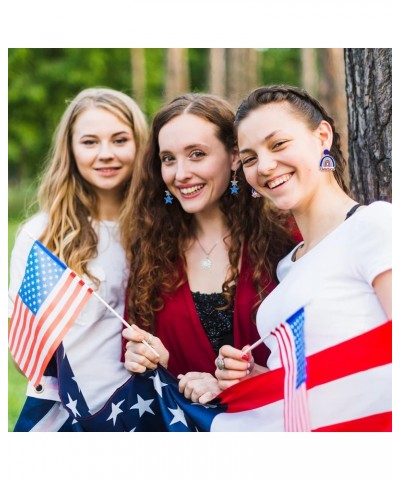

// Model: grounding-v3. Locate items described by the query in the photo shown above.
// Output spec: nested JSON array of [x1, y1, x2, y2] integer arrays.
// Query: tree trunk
[[165, 48, 190, 102], [130, 48, 146, 108], [301, 48, 318, 96], [209, 48, 226, 97], [318, 49, 349, 188], [226, 49, 260, 108], [344, 48, 392, 203]]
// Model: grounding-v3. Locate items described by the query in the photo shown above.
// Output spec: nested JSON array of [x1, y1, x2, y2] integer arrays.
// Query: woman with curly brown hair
[[121, 93, 297, 404]]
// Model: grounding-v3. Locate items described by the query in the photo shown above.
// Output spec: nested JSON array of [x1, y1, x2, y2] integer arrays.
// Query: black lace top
[[191, 291, 234, 355]]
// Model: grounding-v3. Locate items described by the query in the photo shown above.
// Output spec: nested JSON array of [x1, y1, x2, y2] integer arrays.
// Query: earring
[[251, 188, 262, 198], [230, 170, 239, 195], [319, 149, 336, 171], [164, 190, 173, 204]]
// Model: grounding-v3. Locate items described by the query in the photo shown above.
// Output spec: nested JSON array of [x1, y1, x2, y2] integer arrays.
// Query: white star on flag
[[150, 371, 168, 397], [130, 395, 155, 417], [107, 399, 125, 426], [168, 404, 188, 427], [66, 393, 80, 417]]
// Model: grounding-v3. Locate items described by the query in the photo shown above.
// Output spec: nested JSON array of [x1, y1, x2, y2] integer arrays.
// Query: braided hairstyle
[[234, 85, 349, 193]]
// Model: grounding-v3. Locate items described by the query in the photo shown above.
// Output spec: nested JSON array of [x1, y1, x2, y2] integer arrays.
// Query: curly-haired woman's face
[[72, 107, 137, 200], [158, 113, 238, 215]]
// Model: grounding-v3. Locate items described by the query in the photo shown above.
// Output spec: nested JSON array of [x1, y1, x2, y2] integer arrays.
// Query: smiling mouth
[[267, 173, 293, 189], [179, 185, 204, 195]]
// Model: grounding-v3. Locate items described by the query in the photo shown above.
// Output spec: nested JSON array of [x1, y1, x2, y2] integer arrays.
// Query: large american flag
[[8, 240, 93, 387], [54, 307, 391, 432]]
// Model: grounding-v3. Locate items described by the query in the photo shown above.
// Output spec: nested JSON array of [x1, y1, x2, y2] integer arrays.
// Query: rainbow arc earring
[[164, 190, 173, 204], [230, 170, 239, 195], [319, 149, 336, 171]]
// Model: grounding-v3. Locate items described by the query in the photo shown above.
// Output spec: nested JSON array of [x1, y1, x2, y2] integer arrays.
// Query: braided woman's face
[[237, 103, 332, 213]]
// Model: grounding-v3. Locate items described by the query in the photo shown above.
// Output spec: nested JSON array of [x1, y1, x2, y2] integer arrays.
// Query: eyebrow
[[159, 143, 208, 155], [239, 130, 282, 154], [79, 130, 131, 138]]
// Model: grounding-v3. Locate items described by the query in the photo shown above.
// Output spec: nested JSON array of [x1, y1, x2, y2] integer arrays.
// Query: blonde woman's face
[[72, 107, 136, 199]]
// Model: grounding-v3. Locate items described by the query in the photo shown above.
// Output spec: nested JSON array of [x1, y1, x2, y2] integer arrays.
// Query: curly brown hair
[[121, 93, 296, 332]]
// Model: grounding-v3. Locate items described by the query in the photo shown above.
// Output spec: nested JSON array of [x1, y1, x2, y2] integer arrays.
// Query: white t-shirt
[[256, 201, 392, 371], [8, 212, 131, 414]]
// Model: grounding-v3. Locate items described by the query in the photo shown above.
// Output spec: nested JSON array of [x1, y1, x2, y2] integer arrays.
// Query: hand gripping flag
[[56, 307, 392, 432], [8, 240, 93, 387]]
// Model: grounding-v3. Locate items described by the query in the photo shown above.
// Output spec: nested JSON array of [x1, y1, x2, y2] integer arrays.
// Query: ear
[[317, 120, 334, 151], [230, 147, 241, 171]]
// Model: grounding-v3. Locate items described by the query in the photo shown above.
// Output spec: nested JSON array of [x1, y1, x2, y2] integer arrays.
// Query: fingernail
[[241, 354, 249, 361]]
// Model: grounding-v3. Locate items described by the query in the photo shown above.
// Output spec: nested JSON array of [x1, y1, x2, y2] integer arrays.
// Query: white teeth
[[180, 185, 204, 194], [267, 174, 292, 189]]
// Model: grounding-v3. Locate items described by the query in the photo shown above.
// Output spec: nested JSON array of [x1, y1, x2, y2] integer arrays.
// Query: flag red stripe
[[31, 287, 93, 386], [20, 272, 77, 373], [12, 303, 34, 365], [313, 411, 392, 432], [8, 295, 23, 349], [26, 275, 89, 381], [217, 321, 391, 414], [307, 321, 392, 388], [9, 296, 26, 356]]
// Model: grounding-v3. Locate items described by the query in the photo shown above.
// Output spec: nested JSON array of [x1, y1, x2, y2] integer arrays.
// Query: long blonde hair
[[37, 87, 148, 285]]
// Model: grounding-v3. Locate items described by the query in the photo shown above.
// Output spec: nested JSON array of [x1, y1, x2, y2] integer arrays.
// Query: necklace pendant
[[200, 257, 212, 269]]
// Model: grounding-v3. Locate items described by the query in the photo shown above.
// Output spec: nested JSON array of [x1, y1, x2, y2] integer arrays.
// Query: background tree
[[344, 48, 392, 203], [165, 48, 190, 102]]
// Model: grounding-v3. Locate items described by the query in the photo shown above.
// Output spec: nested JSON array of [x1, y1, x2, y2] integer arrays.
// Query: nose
[[257, 152, 277, 176], [174, 159, 192, 182], [98, 141, 115, 161]]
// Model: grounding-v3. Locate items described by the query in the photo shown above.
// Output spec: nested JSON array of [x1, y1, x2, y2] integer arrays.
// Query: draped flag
[[8, 240, 93, 387], [56, 307, 392, 432]]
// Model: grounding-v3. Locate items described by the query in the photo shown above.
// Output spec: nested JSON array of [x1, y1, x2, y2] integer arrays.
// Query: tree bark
[[344, 48, 392, 203], [165, 48, 190, 102]]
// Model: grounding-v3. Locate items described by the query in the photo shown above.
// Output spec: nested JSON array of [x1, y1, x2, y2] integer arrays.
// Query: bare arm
[[372, 269, 392, 319]]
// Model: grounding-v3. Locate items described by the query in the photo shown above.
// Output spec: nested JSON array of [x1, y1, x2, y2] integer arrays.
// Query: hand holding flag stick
[[90, 290, 159, 357], [8, 233, 159, 388]]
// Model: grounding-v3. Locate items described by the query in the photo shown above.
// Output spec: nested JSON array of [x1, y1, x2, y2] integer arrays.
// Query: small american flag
[[8, 240, 93, 387], [272, 308, 311, 431]]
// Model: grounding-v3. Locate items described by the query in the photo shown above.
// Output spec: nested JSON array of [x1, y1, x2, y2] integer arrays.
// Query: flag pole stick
[[26, 232, 159, 358], [91, 291, 160, 357]]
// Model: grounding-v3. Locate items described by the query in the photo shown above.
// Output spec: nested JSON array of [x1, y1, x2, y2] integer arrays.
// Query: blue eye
[[190, 150, 205, 159], [161, 154, 174, 163]]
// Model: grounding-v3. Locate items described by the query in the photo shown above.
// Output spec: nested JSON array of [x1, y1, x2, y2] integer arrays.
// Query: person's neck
[[292, 186, 356, 255], [193, 210, 229, 242], [96, 191, 123, 221]]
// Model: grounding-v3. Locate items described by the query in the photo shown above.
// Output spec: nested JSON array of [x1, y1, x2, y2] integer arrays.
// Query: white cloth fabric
[[256, 201, 392, 371], [8, 212, 131, 414]]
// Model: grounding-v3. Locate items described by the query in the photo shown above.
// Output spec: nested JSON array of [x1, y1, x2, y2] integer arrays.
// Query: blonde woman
[[8, 87, 148, 431]]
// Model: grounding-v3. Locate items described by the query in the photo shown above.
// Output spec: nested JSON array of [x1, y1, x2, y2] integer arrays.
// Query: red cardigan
[[123, 247, 272, 377]]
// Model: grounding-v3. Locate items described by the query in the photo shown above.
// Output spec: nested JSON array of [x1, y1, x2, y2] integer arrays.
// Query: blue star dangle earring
[[230, 170, 239, 195], [164, 190, 174, 204]]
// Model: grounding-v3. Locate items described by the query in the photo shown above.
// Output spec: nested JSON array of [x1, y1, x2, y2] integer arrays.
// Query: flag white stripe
[[17, 269, 76, 370], [211, 364, 391, 432], [25, 274, 90, 381]]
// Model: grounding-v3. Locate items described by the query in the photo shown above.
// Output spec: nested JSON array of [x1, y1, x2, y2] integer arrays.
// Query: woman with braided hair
[[214, 85, 391, 431]]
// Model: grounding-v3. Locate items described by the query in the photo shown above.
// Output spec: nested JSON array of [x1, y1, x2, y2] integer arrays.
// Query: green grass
[[8, 215, 29, 431]]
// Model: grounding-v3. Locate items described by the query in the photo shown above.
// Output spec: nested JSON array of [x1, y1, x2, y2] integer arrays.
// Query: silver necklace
[[195, 232, 229, 269]]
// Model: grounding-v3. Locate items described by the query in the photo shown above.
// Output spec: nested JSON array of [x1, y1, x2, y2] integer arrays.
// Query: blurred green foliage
[[9, 48, 300, 184]]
